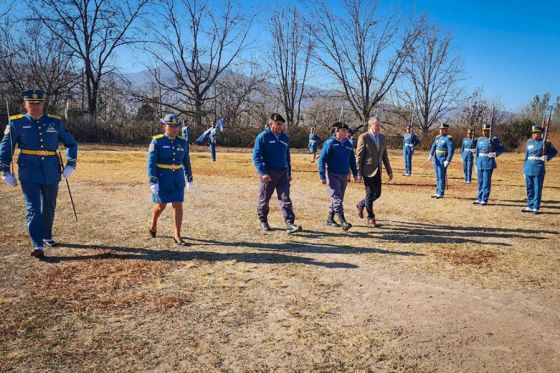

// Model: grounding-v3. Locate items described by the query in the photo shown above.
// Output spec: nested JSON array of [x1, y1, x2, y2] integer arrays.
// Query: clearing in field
[[1, 147, 559, 372]]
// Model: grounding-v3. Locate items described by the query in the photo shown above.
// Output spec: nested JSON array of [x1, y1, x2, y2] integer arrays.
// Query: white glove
[[541, 155, 548, 162], [428, 155, 433, 161], [186, 181, 194, 190], [63, 165, 75, 179], [443, 161, 449, 168], [488, 152, 496, 158], [150, 183, 159, 194], [2, 172, 17, 187]]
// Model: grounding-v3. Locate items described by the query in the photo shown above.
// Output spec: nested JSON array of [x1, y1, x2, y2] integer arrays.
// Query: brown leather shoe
[[356, 204, 364, 219], [368, 218, 379, 228]]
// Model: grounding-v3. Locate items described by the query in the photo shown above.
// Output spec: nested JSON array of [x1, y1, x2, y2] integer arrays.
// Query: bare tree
[[215, 62, 268, 131], [309, 0, 423, 124], [522, 93, 552, 124], [459, 88, 489, 129], [143, 0, 253, 129], [399, 26, 463, 133], [270, 7, 313, 127], [26, 0, 150, 117]]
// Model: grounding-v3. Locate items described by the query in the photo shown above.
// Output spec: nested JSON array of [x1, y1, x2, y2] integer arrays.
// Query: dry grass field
[[1, 144, 559, 372]]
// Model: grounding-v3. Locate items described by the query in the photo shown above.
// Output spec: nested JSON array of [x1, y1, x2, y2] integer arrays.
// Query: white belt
[[528, 156, 542, 161], [405, 144, 414, 147], [478, 153, 489, 157]]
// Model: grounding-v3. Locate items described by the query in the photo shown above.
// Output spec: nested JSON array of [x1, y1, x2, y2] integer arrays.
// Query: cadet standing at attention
[[148, 114, 193, 246], [252, 113, 301, 233], [0, 89, 78, 258], [209, 123, 218, 162], [522, 125, 557, 214], [428, 123, 454, 199], [473, 124, 505, 205], [461, 129, 476, 184], [308, 126, 319, 163], [402, 125, 420, 176], [182, 122, 191, 149], [318, 122, 359, 231]]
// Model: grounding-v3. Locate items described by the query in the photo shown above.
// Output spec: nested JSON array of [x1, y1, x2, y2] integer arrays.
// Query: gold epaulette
[[9, 114, 24, 121], [47, 114, 62, 119], [152, 134, 164, 139], [447, 135, 452, 138]]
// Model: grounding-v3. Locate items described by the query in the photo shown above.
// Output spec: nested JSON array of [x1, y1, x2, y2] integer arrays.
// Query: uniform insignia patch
[[3, 125, 10, 135], [149, 143, 155, 152]]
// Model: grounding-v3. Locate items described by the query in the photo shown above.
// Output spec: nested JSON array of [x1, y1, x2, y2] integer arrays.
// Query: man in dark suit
[[355, 117, 393, 227]]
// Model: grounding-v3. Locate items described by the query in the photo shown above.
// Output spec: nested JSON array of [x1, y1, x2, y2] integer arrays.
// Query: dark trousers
[[358, 171, 382, 219], [257, 169, 295, 223], [326, 172, 348, 215], [21, 181, 59, 248]]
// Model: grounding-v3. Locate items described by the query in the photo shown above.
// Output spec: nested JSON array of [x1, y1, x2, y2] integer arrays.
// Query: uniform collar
[[25, 113, 43, 121]]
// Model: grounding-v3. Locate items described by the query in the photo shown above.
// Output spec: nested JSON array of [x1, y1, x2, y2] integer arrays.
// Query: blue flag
[[195, 128, 212, 143], [216, 118, 224, 132]]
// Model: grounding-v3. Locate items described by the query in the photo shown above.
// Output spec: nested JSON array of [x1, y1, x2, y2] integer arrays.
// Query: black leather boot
[[326, 212, 340, 227], [338, 214, 352, 231]]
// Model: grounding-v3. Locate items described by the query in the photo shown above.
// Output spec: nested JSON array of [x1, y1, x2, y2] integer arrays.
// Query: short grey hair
[[368, 116, 380, 128]]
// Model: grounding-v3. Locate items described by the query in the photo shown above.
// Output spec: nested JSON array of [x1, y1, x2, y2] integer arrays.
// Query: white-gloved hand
[[428, 155, 433, 161], [2, 172, 17, 187], [186, 181, 194, 190], [63, 165, 75, 179], [488, 152, 496, 158], [150, 183, 159, 194], [443, 161, 449, 168], [541, 155, 548, 162]]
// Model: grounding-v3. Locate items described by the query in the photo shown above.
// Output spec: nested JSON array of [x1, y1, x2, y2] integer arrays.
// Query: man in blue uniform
[[473, 124, 505, 205], [318, 122, 359, 230], [428, 123, 454, 198], [402, 125, 420, 176], [308, 127, 319, 163], [209, 123, 218, 161], [522, 125, 557, 214], [0, 89, 78, 258], [181, 123, 191, 149], [252, 113, 301, 233], [148, 114, 193, 245], [461, 129, 476, 184]]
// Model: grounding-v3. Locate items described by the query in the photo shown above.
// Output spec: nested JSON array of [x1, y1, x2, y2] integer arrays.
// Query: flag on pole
[[195, 128, 212, 143], [216, 118, 224, 132]]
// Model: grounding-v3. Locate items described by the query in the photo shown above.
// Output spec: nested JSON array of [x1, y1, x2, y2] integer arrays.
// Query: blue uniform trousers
[[257, 169, 295, 223], [463, 157, 473, 183], [403, 148, 413, 175], [434, 163, 447, 196], [325, 172, 348, 215], [476, 168, 493, 202], [21, 181, 59, 248], [525, 173, 545, 210], [209, 143, 216, 161]]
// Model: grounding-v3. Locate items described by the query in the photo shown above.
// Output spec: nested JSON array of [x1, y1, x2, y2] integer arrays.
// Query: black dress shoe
[[260, 222, 271, 231], [31, 248, 45, 258], [174, 238, 189, 246], [149, 229, 156, 238]]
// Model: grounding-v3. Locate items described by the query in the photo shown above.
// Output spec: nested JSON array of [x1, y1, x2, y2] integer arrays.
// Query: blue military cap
[[482, 124, 491, 131], [21, 89, 45, 102], [270, 113, 285, 123], [160, 113, 179, 126], [532, 125, 544, 133], [438, 123, 449, 129]]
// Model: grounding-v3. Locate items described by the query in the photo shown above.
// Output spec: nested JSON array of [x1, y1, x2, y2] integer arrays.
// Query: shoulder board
[[152, 134, 164, 139], [9, 114, 24, 121], [436, 135, 441, 138], [47, 114, 62, 120], [447, 135, 452, 138]]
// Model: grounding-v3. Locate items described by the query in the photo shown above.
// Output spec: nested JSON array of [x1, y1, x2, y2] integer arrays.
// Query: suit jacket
[[356, 131, 392, 178]]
